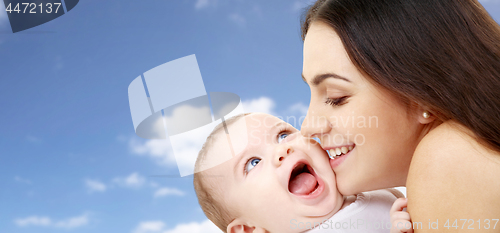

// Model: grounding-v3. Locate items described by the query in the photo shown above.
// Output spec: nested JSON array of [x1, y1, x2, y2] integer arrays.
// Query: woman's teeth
[[329, 145, 354, 159]]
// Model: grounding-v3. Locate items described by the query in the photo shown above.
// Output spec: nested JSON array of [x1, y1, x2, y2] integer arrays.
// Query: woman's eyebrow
[[302, 73, 351, 86]]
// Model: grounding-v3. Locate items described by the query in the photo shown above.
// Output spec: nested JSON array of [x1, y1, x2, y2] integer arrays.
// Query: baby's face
[[207, 113, 343, 232]]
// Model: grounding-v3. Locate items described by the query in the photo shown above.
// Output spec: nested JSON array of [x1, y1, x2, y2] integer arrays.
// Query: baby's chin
[[288, 206, 341, 232], [298, 189, 344, 219]]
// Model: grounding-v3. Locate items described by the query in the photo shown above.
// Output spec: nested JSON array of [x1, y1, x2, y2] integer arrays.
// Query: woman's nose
[[273, 144, 294, 167], [300, 108, 332, 138]]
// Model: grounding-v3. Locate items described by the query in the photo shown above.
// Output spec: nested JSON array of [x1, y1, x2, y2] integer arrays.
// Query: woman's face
[[300, 21, 424, 195]]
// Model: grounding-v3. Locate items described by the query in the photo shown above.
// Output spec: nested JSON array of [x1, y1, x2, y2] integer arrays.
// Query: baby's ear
[[227, 218, 266, 233]]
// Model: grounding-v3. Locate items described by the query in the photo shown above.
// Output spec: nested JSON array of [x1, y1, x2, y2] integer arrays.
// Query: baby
[[194, 113, 411, 233]]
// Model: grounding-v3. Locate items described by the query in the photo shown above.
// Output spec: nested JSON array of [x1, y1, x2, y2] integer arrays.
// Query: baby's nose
[[274, 145, 294, 166]]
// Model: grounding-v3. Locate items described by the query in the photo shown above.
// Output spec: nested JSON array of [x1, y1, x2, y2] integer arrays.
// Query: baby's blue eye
[[245, 158, 261, 173], [278, 132, 289, 143]]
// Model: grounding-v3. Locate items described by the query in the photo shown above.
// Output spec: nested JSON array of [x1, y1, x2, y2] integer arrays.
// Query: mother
[[299, 0, 500, 228]]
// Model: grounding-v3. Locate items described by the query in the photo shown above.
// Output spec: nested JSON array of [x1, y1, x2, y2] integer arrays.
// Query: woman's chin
[[336, 179, 361, 196]]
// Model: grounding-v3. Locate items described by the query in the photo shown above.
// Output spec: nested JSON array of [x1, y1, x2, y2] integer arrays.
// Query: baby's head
[[194, 113, 343, 233]]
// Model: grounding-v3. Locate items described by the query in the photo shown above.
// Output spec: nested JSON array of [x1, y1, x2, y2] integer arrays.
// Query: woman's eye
[[245, 158, 261, 173], [325, 96, 348, 106], [278, 132, 289, 143]]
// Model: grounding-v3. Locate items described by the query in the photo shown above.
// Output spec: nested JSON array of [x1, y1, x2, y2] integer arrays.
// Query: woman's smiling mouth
[[327, 144, 355, 159]]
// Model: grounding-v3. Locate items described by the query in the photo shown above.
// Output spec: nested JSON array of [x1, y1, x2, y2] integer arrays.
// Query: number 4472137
[[5, 3, 61, 14]]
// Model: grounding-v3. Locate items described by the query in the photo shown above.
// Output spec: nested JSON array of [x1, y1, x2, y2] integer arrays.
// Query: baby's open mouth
[[288, 163, 319, 195]]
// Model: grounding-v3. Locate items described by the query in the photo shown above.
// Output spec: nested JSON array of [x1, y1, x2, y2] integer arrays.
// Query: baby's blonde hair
[[193, 113, 251, 232]]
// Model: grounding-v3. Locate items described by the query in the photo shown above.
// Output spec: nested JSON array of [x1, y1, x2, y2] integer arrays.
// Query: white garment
[[305, 190, 397, 233]]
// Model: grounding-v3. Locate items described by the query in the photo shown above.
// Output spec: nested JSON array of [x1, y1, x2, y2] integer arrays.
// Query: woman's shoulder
[[409, 120, 500, 188], [413, 120, 500, 164], [407, 120, 500, 231]]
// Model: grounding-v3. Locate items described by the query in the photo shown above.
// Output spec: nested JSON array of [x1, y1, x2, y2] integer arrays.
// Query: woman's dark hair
[[301, 0, 500, 152]]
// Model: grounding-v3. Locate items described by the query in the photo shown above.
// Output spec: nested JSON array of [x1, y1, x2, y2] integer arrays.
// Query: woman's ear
[[227, 218, 267, 233], [412, 102, 436, 124], [417, 110, 436, 124]]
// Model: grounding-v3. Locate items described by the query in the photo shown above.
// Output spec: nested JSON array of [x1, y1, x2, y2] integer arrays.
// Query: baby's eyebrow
[[272, 121, 298, 134], [232, 148, 248, 178], [273, 121, 291, 130]]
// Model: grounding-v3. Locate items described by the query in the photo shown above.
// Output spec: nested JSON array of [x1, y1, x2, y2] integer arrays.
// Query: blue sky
[[0, 0, 499, 232]]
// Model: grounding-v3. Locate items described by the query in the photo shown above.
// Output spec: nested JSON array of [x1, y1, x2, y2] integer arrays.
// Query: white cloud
[[287, 102, 308, 116], [291, 0, 316, 12], [164, 104, 212, 138], [153, 187, 185, 198], [15, 213, 89, 229], [195, 0, 209, 9], [133, 221, 166, 233], [242, 97, 276, 115], [167, 123, 216, 176], [228, 13, 246, 27], [251, 5, 263, 19], [129, 104, 217, 174], [129, 137, 173, 166], [195, 0, 218, 10], [163, 219, 222, 233], [84, 179, 107, 193], [291, 1, 303, 12], [149, 181, 160, 188], [113, 172, 146, 189], [282, 102, 309, 129], [131, 220, 222, 233], [14, 176, 32, 185], [15, 216, 51, 227], [26, 135, 42, 143], [54, 55, 64, 71], [53, 214, 89, 229], [242, 97, 309, 129]]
